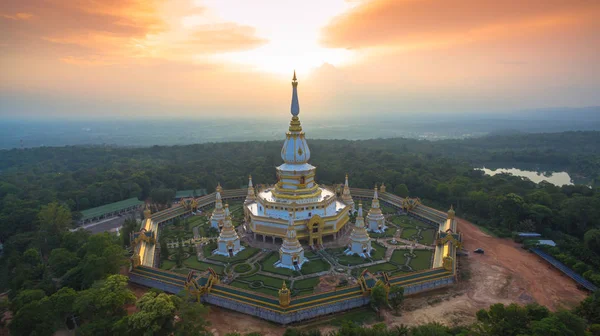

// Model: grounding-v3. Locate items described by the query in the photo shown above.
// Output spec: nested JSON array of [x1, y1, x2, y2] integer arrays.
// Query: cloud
[[321, 0, 600, 50], [185, 23, 267, 53], [1, 12, 34, 20]]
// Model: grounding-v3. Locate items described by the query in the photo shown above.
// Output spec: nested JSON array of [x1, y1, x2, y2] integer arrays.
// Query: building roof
[[80, 197, 143, 221], [517, 232, 542, 237], [537, 240, 557, 246], [175, 189, 208, 199]]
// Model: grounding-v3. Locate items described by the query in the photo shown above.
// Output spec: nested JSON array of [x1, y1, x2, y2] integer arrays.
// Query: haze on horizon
[[1, 0, 599, 119]]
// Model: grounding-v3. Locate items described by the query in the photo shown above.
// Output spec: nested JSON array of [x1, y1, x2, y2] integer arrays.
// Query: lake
[[478, 167, 574, 186]]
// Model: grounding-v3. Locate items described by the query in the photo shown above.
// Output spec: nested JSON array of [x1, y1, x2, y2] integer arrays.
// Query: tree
[[161, 239, 170, 260], [575, 291, 600, 325], [121, 217, 139, 247], [474, 303, 531, 336], [48, 248, 79, 277], [120, 292, 179, 335], [37, 202, 72, 256], [173, 293, 211, 336], [369, 283, 387, 315], [74, 274, 136, 323], [584, 229, 600, 255], [410, 322, 452, 336], [394, 184, 409, 197], [175, 240, 185, 268], [388, 285, 404, 315]]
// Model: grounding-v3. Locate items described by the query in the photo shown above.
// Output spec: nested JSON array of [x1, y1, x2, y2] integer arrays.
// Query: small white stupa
[[341, 174, 355, 213], [214, 204, 243, 257], [210, 183, 226, 230], [367, 185, 387, 233], [275, 212, 307, 270], [346, 202, 372, 257]]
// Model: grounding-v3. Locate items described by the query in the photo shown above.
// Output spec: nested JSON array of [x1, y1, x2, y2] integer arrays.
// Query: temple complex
[[366, 186, 386, 232], [243, 72, 351, 248], [126, 71, 462, 325], [346, 202, 372, 257], [214, 204, 243, 256]]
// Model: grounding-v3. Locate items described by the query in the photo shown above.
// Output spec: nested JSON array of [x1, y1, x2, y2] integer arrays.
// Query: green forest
[[1, 131, 600, 335]]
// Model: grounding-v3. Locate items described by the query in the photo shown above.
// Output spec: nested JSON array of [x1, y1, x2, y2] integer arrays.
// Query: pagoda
[[210, 183, 226, 230], [346, 202, 372, 257], [366, 186, 386, 232], [214, 204, 243, 256], [275, 211, 307, 270], [341, 174, 355, 212], [243, 72, 351, 247], [245, 175, 256, 205]]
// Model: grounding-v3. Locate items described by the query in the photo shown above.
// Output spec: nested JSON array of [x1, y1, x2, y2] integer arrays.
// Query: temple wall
[[203, 294, 370, 324], [128, 274, 183, 295], [402, 276, 455, 295]]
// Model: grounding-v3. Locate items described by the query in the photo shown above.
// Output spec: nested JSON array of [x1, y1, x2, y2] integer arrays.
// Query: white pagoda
[[346, 202, 372, 257], [341, 174, 355, 213], [210, 183, 226, 230], [366, 186, 387, 232], [243, 72, 351, 247], [275, 212, 307, 270], [214, 204, 243, 257]]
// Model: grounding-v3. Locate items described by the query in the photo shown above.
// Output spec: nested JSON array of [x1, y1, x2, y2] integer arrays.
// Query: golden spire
[[447, 204, 455, 219], [292, 70, 297, 82]]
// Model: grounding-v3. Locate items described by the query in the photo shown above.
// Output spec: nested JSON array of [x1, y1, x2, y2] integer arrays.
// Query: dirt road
[[387, 218, 587, 327]]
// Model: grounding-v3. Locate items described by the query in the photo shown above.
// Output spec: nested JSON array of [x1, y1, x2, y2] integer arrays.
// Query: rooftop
[[80, 197, 143, 221], [175, 189, 208, 199]]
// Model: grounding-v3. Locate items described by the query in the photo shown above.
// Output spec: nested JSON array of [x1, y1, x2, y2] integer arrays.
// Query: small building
[[517, 232, 542, 238], [536, 239, 557, 247], [79, 197, 144, 224]]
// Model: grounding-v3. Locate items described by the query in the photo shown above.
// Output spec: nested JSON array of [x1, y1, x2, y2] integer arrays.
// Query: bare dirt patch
[[381, 218, 588, 328]]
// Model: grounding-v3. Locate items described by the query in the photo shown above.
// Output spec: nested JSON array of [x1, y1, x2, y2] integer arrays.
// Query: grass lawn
[[233, 263, 252, 273], [304, 251, 319, 259], [292, 277, 320, 296], [392, 216, 420, 228], [230, 274, 286, 297], [300, 258, 331, 275], [160, 259, 176, 270], [183, 257, 224, 274], [241, 274, 286, 288], [419, 229, 436, 245], [337, 253, 369, 266], [370, 242, 386, 260], [229, 280, 278, 297], [390, 250, 408, 265], [293, 277, 320, 290], [359, 262, 397, 274], [400, 228, 419, 240], [410, 250, 433, 271], [381, 205, 398, 215], [207, 247, 260, 263], [369, 226, 397, 238]]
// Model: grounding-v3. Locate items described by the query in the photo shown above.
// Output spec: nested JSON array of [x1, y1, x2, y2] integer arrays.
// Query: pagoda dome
[[280, 71, 311, 164]]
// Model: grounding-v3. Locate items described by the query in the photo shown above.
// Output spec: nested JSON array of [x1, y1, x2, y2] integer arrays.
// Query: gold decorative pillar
[[278, 281, 291, 307]]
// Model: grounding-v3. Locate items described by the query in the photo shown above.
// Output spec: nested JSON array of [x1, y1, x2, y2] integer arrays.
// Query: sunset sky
[[1, 0, 599, 119]]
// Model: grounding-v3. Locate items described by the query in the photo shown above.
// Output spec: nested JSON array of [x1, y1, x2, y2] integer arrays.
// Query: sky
[[1, 0, 599, 119]]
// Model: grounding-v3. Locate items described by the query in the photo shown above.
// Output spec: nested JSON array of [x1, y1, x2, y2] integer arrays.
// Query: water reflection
[[478, 167, 573, 186]]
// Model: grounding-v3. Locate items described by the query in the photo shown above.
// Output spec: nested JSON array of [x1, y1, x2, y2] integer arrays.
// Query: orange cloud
[[185, 23, 268, 53], [1, 12, 33, 20], [321, 0, 600, 50]]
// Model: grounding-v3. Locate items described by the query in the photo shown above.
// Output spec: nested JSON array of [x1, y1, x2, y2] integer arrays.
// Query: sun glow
[[186, 0, 358, 74]]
